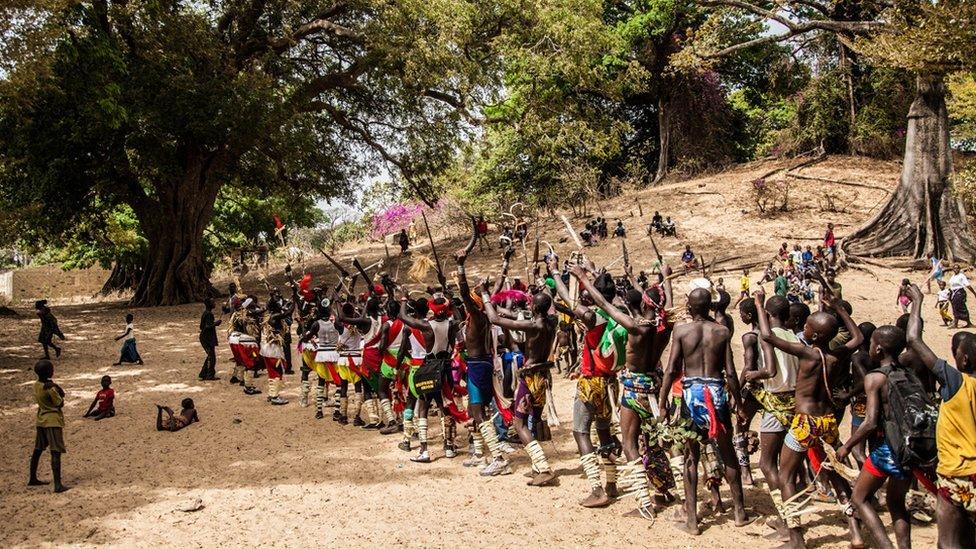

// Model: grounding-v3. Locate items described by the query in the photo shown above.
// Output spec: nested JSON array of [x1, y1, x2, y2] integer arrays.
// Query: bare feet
[[54, 485, 69, 493], [605, 482, 619, 498], [734, 514, 757, 527], [28, 479, 50, 486], [528, 470, 556, 487], [622, 507, 656, 521], [674, 520, 701, 536], [580, 488, 612, 508]]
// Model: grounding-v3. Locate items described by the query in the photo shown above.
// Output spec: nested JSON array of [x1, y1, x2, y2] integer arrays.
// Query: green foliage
[[949, 73, 976, 150], [207, 187, 326, 254], [951, 164, 976, 214]]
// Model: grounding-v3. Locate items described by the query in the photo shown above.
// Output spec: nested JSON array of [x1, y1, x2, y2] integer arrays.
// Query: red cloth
[[824, 230, 835, 248], [263, 356, 283, 379], [95, 388, 115, 412], [362, 347, 383, 375], [702, 386, 725, 438]]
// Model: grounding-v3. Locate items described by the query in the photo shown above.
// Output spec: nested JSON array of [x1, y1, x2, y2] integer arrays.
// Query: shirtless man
[[552, 263, 624, 508], [567, 261, 675, 517], [658, 288, 750, 535], [481, 279, 559, 486], [758, 290, 864, 549], [454, 249, 510, 474]]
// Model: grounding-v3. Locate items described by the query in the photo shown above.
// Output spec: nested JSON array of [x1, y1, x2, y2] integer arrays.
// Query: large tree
[[0, 0, 510, 305], [692, 0, 976, 261]]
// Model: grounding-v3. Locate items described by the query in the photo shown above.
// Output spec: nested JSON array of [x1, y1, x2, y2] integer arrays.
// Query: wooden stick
[[420, 210, 445, 287], [561, 215, 584, 250]]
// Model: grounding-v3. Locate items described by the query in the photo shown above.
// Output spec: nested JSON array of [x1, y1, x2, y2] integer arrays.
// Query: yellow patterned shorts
[[937, 473, 976, 516], [785, 413, 838, 452], [576, 376, 612, 423]]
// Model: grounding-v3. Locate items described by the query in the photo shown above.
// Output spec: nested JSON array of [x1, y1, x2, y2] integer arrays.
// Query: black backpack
[[413, 353, 450, 397], [878, 365, 939, 469]]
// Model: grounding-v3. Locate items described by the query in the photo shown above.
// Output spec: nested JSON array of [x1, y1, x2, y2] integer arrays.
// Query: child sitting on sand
[[155, 398, 199, 432], [83, 375, 115, 420], [113, 313, 144, 365]]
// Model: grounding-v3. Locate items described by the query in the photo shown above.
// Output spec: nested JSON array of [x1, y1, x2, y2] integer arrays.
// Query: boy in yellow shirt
[[905, 285, 976, 547], [29, 359, 68, 493]]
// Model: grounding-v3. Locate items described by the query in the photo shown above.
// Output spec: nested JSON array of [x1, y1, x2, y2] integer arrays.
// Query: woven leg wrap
[[349, 393, 361, 419], [417, 418, 429, 444], [617, 458, 654, 519], [440, 416, 448, 442], [580, 452, 602, 489], [301, 379, 310, 399], [603, 458, 618, 485], [479, 420, 504, 460], [472, 432, 485, 457], [339, 396, 348, 418], [315, 384, 325, 413], [243, 369, 254, 388], [770, 488, 813, 529], [233, 364, 244, 380], [403, 409, 414, 441], [525, 440, 551, 474], [368, 398, 381, 424], [380, 399, 395, 425]]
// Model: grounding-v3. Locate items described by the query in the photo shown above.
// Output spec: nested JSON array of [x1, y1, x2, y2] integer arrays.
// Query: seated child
[[83, 375, 115, 420], [114, 313, 144, 365], [155, 398, 199, 432]]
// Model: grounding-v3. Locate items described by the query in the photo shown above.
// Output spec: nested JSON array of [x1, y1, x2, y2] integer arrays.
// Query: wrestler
[[657, 288, 750, 535], [229, 298, 261, 395], [552, 263, 621, 507], [392, 298, 427, 452], [455, 249, 509, 474], [758, 288, 864, 549], [339, 294, 392, 429], [734, 298, 763, 487], [301, 300, 340, 420], [904, 284, 976, 549], [481, 279, 559, 487], [397, 295, 457, 463], [743, 293, 799, 539], [335, 301, 365, 425], [379, 299, 408, 436], [260, 294, 293, 405]]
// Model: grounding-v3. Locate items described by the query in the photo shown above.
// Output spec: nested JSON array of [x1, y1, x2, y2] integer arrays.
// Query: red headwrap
[[429, 300, 452, 317], [642, 284, 668, 333]]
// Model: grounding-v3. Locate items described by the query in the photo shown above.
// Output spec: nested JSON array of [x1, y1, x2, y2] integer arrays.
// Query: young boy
[[738, 269, 751, 302], [36, 300, 64, 359], [758, 290, 864, 548], [198, 298, 221, 381], [113, 313, 143, 365], [29, 359, 68, 492], [936, 279, 953, 326], [83, 375, 116, 420], [904, 284, 976, 548], [155, 398, 200, 432], [837, 324, 919, 549]]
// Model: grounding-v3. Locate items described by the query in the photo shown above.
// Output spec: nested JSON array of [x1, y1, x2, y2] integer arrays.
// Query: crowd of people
[[24, 231, 976, 548]]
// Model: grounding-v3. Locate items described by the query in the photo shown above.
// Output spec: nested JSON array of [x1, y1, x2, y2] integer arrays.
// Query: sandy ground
[[0, 156, 948, 547]]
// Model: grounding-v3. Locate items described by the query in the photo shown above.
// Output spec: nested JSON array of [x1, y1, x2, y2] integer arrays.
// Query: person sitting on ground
[[777, 242, 789, 261], [759, 262, 776, 284], [113, 313, 143, 366], [650, 211, 663, 233], [155, 398, 199, 432], [774, 269, 789, 297], [83, 375, 115, 420], [613, 219, 626, 238], [801, 246, 814, 270], [681, 245, 697, 270], [661, 216, 676, 236]]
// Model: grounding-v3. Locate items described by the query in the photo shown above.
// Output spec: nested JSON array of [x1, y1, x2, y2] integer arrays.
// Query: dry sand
[[0, 156, 947, 547]]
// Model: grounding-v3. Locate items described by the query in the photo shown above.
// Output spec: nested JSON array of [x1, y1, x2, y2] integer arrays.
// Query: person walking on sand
[[113, 313, 144, 365], [948, 265, 976, 329]]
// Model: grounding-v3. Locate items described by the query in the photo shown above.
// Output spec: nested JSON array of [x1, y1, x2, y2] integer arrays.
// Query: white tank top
[[408, 328, 426, 360], [315, 319, 339, 350], [764, 327, 800, 393], [338, 325, 362, 356], [363, 317, 381, 348], [430, 319, 451, 354]]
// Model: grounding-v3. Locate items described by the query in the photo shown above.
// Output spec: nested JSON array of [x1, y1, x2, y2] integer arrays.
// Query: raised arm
[[481, 285, 538, 332], [548, 257, 588, 319], [454, 249, 482, 317], [397, 299, 431, 332], [827, 294, 863, 352], [570, 265, 637, 333], [758, 297, 816, 359], [337, 306, 371, 331], [905, 284, 939, 370]]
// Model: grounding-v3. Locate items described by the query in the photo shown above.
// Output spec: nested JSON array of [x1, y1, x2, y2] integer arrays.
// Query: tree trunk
[[652, 96, 671, 185], [129, 157, 222, 306], [99, 257, 143, 295], [843, 74, 976, 262]]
